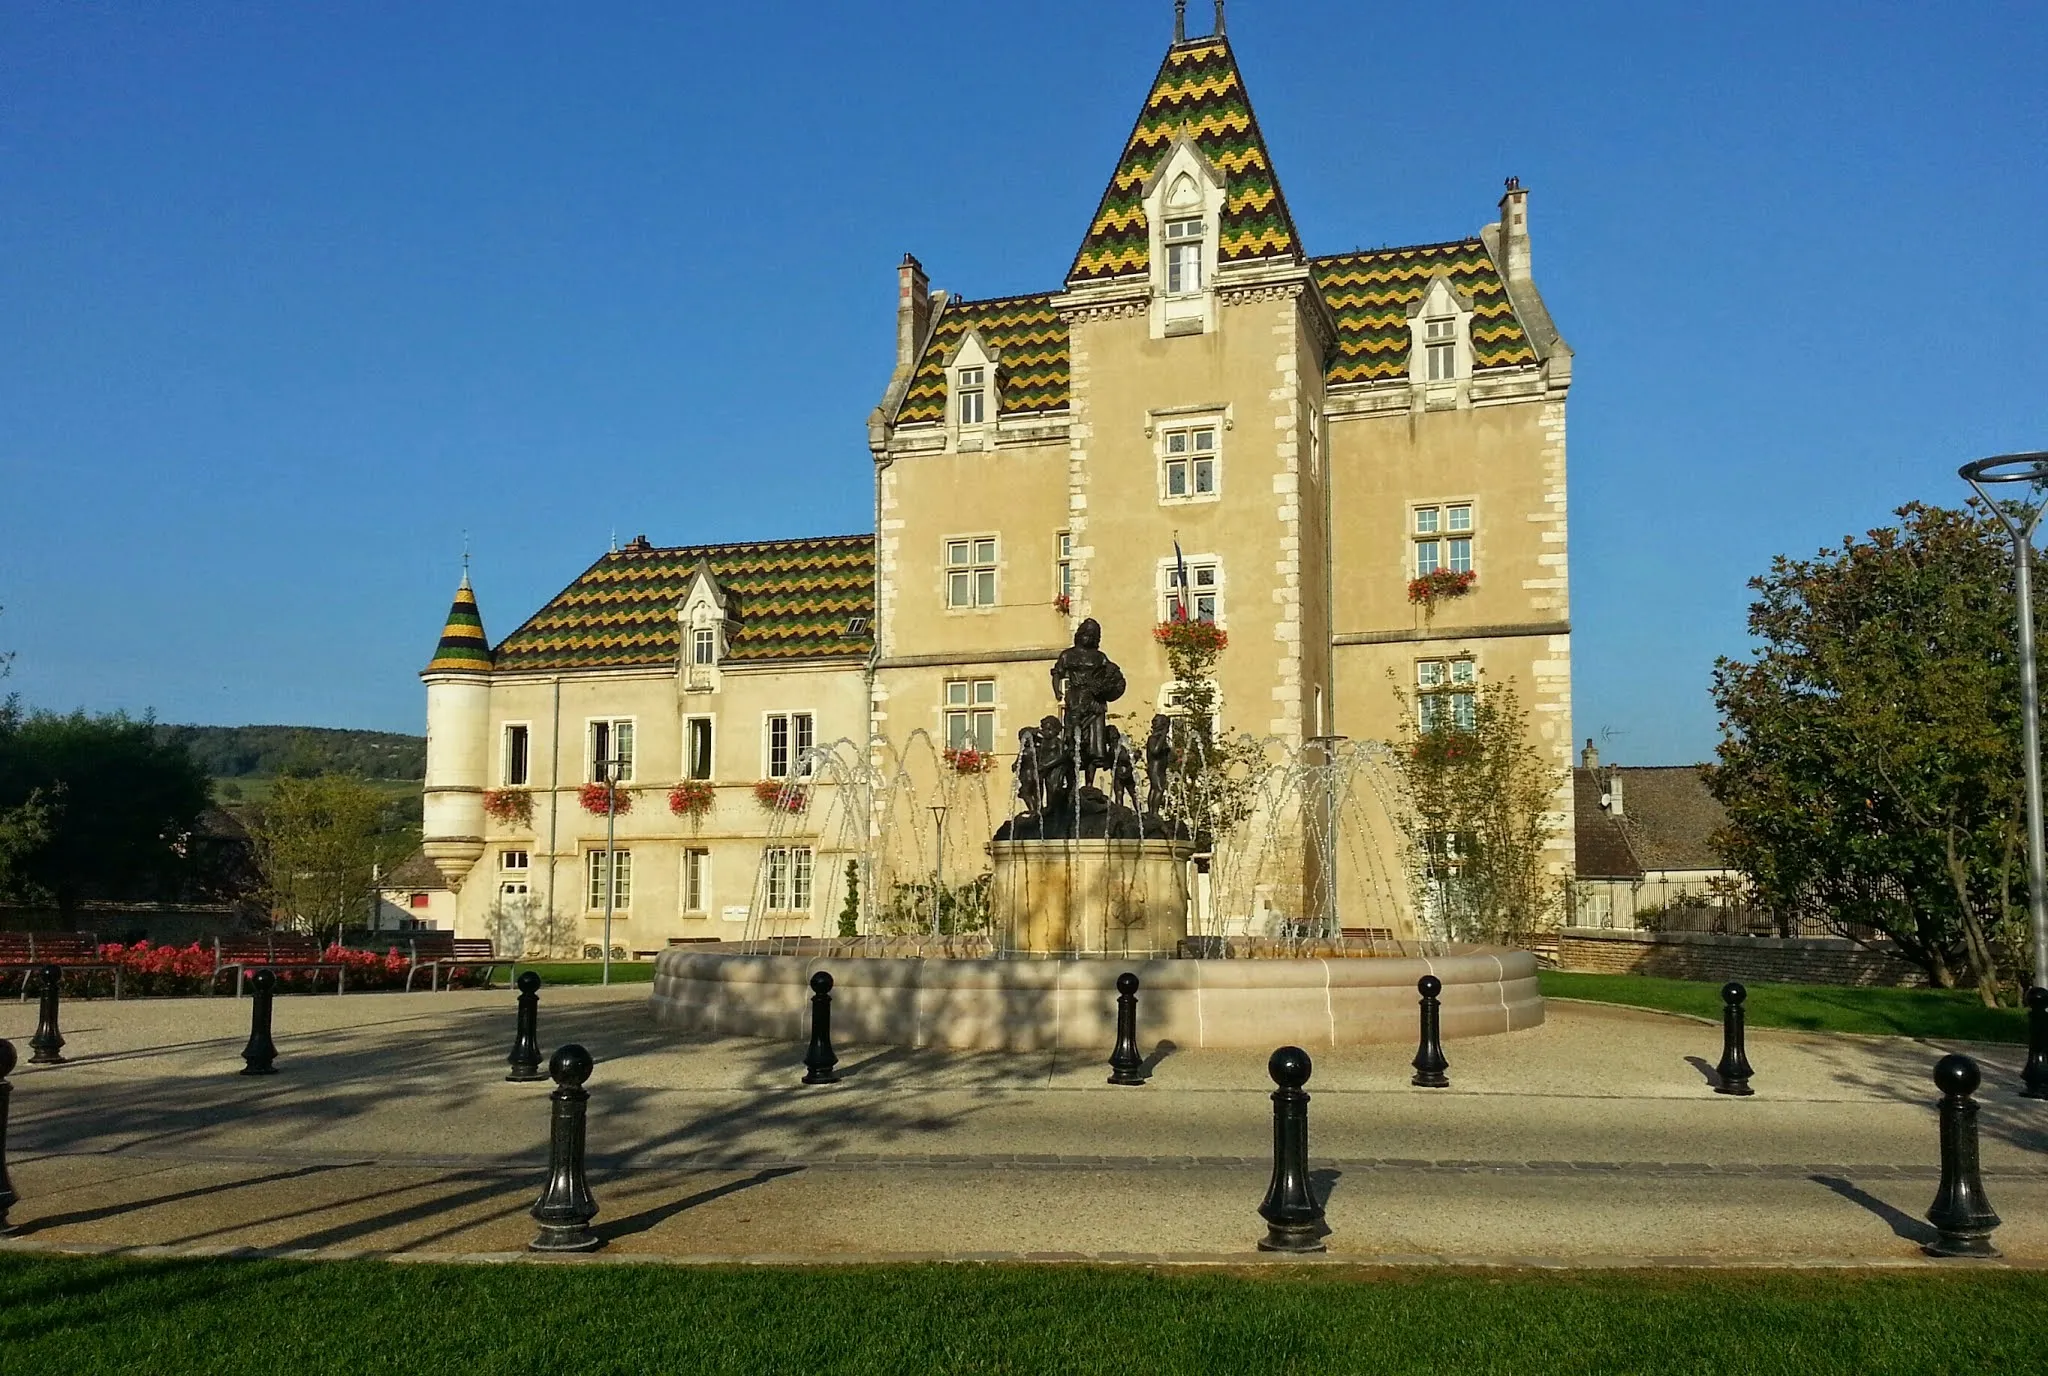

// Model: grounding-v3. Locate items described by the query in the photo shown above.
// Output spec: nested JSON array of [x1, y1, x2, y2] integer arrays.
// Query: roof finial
[[1214, 0, 1226, 35], [460, 531, 471, 587], [1174, 0, 1186, 42]]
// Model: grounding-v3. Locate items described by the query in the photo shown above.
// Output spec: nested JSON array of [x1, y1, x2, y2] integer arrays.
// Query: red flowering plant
[[1153, 618, 1228, 656], [942, 746, 995, 775], [1406, 568, 1476, 615], [668, 780, 716, 818], [481, 789, 533, 826], [74, 940, 485, 998], [1053, 593, 1072, 615], [579, 782, 632, 816], [753, 778, 807, 812]]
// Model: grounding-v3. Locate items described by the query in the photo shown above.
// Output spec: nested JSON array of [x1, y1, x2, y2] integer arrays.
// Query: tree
[[250, 774, 408, 942], [1153, 620, 1265, 847], [1387, 675, 1560, 944], [1708, 502, 2038, 1004]]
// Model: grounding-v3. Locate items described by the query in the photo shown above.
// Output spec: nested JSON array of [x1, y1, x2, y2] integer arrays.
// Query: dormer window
[[1165, 218, 1205, 295], [691, 627, 717, 666], [957, 367, 986, 425], [1424, 318, 1457, 382]]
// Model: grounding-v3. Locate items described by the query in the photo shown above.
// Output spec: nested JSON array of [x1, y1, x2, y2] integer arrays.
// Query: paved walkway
[[1, 987, 2043, 1266]]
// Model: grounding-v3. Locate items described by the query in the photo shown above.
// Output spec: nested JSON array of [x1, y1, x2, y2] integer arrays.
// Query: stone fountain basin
[[648, 946, 1542, 1051]]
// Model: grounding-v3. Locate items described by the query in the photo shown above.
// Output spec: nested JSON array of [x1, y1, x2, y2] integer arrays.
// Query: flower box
[[579, 782, 632, 817], [481, 789, 533, 826], [942, 746, 995, 775], [668, 780, 716, 817], [1153, 619, 1228, 655], [1407, 568, 1477, 611], [754, 778, 807, 812]]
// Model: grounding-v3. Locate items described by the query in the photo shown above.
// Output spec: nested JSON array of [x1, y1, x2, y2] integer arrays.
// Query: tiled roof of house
[[897, 294, 1070, 424], [379, 849, 449, 891], [423, 575, 493, 674], [1067, 36, 1300, 286], [1573, 765, 1730, 878], [1312, 241, 1538, 385], [491, 535, 875, 672]]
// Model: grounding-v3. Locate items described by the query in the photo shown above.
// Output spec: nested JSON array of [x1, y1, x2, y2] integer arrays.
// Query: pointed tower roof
[[1068, 34, 1302, 287], [424, 573, 493, 674]]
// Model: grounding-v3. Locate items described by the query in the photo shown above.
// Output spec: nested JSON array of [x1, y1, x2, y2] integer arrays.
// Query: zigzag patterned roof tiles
[[491, 535, 875, 672], [1312, 240, 1538, 385], [1068, 37, 1301, 286], [897, 294, 1070, 425], [423, 577, 492, 674]]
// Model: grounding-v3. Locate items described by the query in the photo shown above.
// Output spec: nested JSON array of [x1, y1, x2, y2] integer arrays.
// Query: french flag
[[1171, 538, 1191, 622]]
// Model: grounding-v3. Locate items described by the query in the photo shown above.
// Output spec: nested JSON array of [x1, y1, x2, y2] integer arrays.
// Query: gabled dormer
[[946, 330, 997, 451], [1141, 139, 1226, 338], [678, 559, 730, 693], [1406, 272, 1476, 408]]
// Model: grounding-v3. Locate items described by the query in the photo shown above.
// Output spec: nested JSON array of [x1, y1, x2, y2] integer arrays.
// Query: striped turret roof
[[423, 574, 492, 674], [492, 534, 875, 673]]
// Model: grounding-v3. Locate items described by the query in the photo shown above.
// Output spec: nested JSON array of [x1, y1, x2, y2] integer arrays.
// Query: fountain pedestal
[[989, 838, 1195, 957]]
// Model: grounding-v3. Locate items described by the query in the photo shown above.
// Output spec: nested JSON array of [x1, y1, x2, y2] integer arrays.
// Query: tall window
[[1165, 217, 1205, 294], [683, 849, 709, 913], [764, 846, 814, 911], [946, 538, 998, 608], [1424, 316, 1457, 382], [946, 679, 996, 753], [691, 626, 716, 666], [1417, 659, 1477, 732], [589, 718, 635, 782], [1413, 505, 1474, 578], [957, 366, 986, 425], [502, 724, 530, 786], [499, 849, 530, 909], [1056, 531, 1074, 605], [1161, 425, 1218, 500], [586, 848, 632, 910], [685, 718, 714, 781], [1161, 559, 1221, 624], [766, 712, 815, 780]]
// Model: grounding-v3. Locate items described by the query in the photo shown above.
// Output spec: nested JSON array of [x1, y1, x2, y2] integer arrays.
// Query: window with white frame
[[1413, 504, 1474, 579], [691, 626, 717, 666], [589, 718, 635, 783], [764, 845, 814, 911], [502, 724, 530, 786], [684, 717, 714, 781], [682, 848, 709, 913], [957, 366, 986, 425], [945, 679, 996, 753], [945, 538, 998, 609], [1424, 316, 1457, 382], [586, 848, 631, 910], [765, 712, 815, 780], [500, 849, 529, 873], [1161, 425, 1218, 500], [1161, 558, 1221, 624], [1164, 216, 1205, 295], [1416, 659, 1477, 732], [1056, 531, 1074, 605]]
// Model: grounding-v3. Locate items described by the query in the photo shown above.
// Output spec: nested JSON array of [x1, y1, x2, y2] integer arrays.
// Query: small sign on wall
[[721, 905, 750, 924]]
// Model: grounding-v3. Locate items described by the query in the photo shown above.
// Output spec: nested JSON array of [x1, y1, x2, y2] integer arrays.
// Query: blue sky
[[2, 0, 2043, 763]]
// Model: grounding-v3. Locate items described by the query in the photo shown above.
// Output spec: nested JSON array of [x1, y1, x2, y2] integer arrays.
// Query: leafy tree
[[1708, 503, 2040, 1004], [250, 774, 412, 942], [1386, 675, 1561, 944]]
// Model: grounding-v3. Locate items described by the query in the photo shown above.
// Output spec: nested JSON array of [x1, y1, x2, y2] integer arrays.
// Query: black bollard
[[1411, 974, 1450, 1088], [1258, 1046, 1326, 1253], [240, 969, 278, 1076], [1108, 972, 1146, 1086], [1925, 1053, 2001, 1258], [28, 966, 65, 1066], [802, 971, 841, 1085], [506, 971, 546, 1082], [0, 1038, 17, 1236], [530, 1043, 602, 1252], [1714, 980, 1754, 1096], [2022, 985, 2048, 1100]]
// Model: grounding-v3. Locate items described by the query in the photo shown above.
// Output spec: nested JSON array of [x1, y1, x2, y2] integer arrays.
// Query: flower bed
[[481, 789, 533, 826], [754, 778, 807, 812], [580, 782, 632, 816], [49, 941, 486, 999], [668, 780, 716, 818]]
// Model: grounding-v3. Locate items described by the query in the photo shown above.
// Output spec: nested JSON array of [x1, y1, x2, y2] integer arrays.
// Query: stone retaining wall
[[1557, 928, 1924, 988]]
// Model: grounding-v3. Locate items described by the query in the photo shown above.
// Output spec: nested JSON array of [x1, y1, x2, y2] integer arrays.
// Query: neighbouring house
[[373, 850, 454, 933], [1569, 742, 1739, 930]]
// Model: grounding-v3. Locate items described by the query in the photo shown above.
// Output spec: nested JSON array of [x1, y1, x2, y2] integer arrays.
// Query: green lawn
[[0, 1256, 2040, 1374], [1539, 969, 2028, 1043], [511, 959, 656, 986]]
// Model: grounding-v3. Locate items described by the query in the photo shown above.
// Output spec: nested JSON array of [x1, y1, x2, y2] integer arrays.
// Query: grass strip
[[0, 1255, 2041, 1375], [512, 960, 656, 986], [1539, 969, 2027, 1043]]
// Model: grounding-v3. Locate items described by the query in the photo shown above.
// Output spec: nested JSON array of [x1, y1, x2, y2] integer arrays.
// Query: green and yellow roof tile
[[1312, 241, 1538, 385], [423, 576, 493, 674], [898, 294, 1071, 424]]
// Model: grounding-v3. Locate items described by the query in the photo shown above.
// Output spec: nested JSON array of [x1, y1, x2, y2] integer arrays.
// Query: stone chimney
[[897, 254, 933, 376], [1497, 177, 1530, 284], [1581, 738, 1598, 770]]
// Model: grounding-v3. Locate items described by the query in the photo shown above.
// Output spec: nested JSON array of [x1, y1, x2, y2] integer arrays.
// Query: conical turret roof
[[424, 573, 492, 674]]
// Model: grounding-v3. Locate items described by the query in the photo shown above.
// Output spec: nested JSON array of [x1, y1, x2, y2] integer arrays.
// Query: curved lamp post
[[1960, 452, 2048, 990]]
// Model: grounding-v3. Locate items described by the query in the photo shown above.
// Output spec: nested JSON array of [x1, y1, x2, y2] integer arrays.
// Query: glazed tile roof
[[423, 576, 492, 674], [1068, 36, 1301, 285], [491, 535, 874, 672], [897, 294, 1070, 424], [1312, 240, 1538, 385]]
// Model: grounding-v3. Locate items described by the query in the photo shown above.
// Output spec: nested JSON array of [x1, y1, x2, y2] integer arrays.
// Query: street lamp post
[[928, 803, 948, 938], [600, 756, 623, 988], [1961, 453, 2048, 991]]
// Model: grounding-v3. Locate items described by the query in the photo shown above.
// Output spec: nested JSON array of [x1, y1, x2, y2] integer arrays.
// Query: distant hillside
[[158, 725, 426, 780]]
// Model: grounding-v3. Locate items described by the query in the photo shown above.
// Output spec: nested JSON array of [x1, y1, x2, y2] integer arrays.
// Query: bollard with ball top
[[506, 971, 546, 1082], [28, 966, 65, 1066], [240, 969, 278, 1075], [802, 970, 840, 1085], [1257, 1046, 1326, 1253], [530, 1044, 602, 1252], [1108, 972, 1146, 1086], [1411, 974, 1449, 1088], [1926, 1053, 2001, 1257], [2022, 985, 2048, 1100], [0, 1038, 17, 1236], [1714, 981, 1754, 1096]]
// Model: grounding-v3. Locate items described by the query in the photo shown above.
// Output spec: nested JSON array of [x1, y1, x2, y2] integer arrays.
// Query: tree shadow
[[12, 1162, 358, 1235], [1809, 1173, 1937, 1246], [1800, 1036, 2048, 1154], [595, 1166, 802, 1243]]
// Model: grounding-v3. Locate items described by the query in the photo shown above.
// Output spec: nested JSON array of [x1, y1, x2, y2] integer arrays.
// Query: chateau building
[[391, 9, 1574, 951]]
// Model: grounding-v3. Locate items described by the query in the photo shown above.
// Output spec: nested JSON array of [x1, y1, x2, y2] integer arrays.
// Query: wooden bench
[[400, 934, 510, 992], [0, 932, 123, 1000], [213, 935, 348, 996]]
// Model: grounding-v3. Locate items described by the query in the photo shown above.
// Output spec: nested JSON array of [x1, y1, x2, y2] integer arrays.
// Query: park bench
[[0, 932, 124, 1001], [399, 933, 511, 992], [212, 935, 349, 997]]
